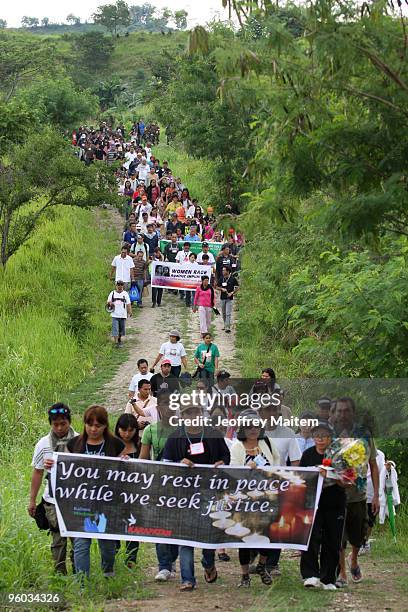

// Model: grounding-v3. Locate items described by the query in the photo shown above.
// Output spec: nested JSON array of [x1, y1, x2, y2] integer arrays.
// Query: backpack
[[110, 291, 127, 309]]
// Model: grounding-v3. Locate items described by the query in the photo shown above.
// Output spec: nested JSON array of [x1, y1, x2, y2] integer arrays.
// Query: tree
[[17, 77, 99, 129], [21, 16, 39, 28], [173, 9, 188, 30], [129, 3, 155, 28], [0, 19, 7, 29], [73, 32, 115, 73], [92, 0, 131, 36], [41, 17, 50, 27], [0, 129, 118, 266], [66, 13, 81, 25], [0, 35, 61, 102]]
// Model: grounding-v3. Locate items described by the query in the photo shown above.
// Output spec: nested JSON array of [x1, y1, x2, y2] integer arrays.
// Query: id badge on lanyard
[[189, 442, 205, 455]]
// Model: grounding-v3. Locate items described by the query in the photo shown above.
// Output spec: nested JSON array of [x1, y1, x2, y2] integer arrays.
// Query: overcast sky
[[2, 0, 227, 27]]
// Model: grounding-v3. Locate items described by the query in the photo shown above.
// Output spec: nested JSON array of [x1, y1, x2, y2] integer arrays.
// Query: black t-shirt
[[67, 436, 125, 457], [165, 242, 180, 262], [300, 446, 346, 510], [218, 275, 239, 300], [150, 373, 180, 397]]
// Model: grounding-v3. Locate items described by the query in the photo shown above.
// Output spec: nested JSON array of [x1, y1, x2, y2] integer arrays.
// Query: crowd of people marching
[[28, 122, 400, 593]]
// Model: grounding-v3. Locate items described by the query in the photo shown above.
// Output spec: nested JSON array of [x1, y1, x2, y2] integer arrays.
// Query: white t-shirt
[[175, 250, 192, 264], [159, 341, 187, 366], [124, 151, 137, 169], [111, 255, 135, 283], [367, 449, 385, 503], [197, 251, 215, 265], [186, 205, 196, 218], [266, 426, 302, 464], [137, 164, 149, 182], [108, 290, 130, 318], [129, 371, 153, 393], [31, 432, 78, 503]]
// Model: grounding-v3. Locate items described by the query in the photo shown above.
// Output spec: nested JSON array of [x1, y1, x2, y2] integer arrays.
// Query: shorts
[[112, 317, 126, 338], [367, 502, 377, 529], [343, 500, 368, 548]]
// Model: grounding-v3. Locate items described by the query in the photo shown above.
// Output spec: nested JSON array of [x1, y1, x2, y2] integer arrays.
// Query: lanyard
[[86, 441, 105, 455], [184, 427, 204, 446]]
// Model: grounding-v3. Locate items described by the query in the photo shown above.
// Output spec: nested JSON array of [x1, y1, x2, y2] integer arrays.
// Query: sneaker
[[218, 552, 231, 562], [323, 583, 337, 590], [103, 571, 115, 578], [268, 564, 282, 577], [152, 304, 156, 308], [155, 569, 171, 582], [359, 542, 371, 555], [303, 577, 322, 588], [225, 329, 231, 333], [256, 563, 272, 585], [238, 575, 251, 588]]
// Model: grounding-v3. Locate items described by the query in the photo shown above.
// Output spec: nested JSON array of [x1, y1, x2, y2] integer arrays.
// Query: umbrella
[[385, 477, 397, 543]]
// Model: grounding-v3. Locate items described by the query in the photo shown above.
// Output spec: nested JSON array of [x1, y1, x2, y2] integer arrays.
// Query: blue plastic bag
[[129, 284, 140, 303]]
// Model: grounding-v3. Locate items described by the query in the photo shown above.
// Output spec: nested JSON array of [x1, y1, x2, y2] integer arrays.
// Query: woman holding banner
[[230, 410, 280, 588], [66, 406, 125, 580]]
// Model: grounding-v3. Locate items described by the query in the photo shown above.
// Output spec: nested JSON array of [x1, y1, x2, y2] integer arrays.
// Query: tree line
[[1, 2, 188, 34]]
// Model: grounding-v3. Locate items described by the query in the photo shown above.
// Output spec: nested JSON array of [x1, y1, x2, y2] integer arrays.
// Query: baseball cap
[[202, 242, 209, 247], [311, 421, 334, 435], [161, 359, 172, 366], [217, 370, 230, 380]]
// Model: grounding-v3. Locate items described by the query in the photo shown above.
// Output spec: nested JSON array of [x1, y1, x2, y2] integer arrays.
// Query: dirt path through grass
[[98, 207, 407, 612]]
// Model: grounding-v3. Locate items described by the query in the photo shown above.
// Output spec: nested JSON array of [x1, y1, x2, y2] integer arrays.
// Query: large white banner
[[151, 261, 212, 290]]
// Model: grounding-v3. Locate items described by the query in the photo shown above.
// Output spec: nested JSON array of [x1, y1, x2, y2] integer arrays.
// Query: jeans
[[152, 287, 163, 305], [134, 279, 144, 305], [74, 537, 117, 577], [221, 300, 233, 330], [112, 317, 126, 338], [179, 546, 215, 586], [156, 543, 179, 571]]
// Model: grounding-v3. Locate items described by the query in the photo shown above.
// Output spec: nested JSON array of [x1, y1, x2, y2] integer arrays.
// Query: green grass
[[0, 203, 150, 607], [153, 141, 217, 208], [107, 31, 188, 88]]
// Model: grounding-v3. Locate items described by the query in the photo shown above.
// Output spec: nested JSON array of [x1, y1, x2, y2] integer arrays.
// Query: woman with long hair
[[67, 406, 125, 579], [230, 410, 280, 588], [114, 414, 140, 568]]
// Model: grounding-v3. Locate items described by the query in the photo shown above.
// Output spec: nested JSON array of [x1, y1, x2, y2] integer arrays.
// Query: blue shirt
[[123, 231, 137, 245], [185, 233, 200, 242]]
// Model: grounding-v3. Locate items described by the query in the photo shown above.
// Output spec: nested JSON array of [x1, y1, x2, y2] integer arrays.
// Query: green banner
[[160, 239, 223, 257]]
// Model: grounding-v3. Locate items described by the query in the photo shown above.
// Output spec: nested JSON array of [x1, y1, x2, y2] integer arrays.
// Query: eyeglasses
[[49, 408, 69, 415]]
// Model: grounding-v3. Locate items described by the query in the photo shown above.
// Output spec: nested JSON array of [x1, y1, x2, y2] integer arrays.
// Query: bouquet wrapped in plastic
[[323, 438, 369, 491]]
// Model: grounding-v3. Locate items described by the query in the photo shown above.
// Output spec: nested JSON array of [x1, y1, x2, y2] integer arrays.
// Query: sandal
[[204, 566, 218, 583], [347, 553, 362, 583], [180, 582, 195, 591], [256, 563, 272, 585]]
